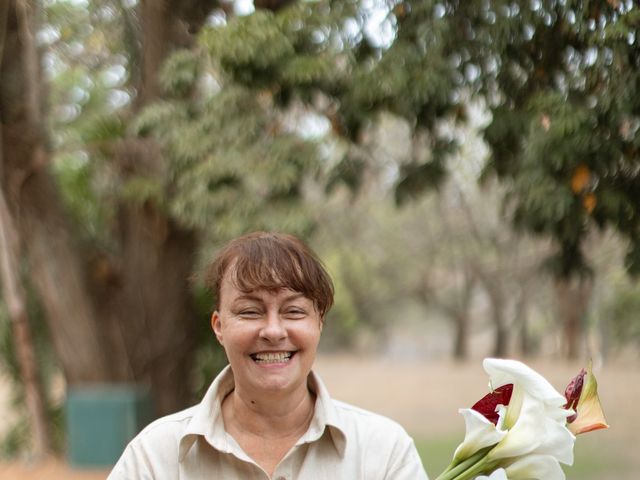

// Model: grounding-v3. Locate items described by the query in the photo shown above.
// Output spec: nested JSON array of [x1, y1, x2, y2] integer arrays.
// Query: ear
[[211, 311, 223, 344], [319, 316, 324, 333]]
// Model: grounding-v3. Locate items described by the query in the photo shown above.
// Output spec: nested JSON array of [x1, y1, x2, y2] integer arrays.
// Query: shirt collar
[[178, 365, 235, 461], [301, 370, 347, 456], [178, 365, 347, 461]]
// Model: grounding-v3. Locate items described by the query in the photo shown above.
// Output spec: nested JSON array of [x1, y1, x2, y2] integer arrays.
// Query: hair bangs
[[206, 232, 334, 317], [229, 246, 308, 296]]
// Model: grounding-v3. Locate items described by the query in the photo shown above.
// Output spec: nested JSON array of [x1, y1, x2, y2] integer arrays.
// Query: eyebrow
[[282, 292, 306, 302], [232, 294, 263, 303], [232, 292, 307, 303]]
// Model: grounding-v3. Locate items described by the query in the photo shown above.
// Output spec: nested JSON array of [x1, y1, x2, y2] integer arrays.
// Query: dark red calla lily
[[564, 368, 585, 423], [563, 364, 608, 435], [471, 383, 513, 425]]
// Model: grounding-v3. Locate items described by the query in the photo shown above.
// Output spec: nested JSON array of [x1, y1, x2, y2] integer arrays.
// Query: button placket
[[272, 447, 295, 480]]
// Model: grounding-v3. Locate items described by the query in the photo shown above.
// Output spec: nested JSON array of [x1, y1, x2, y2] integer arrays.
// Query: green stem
[[434, 447, 493, 480], [450, 456, 499, 480]]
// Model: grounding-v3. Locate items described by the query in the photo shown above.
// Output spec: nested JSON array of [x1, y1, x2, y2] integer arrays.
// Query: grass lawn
[[415, 434, 631, 479]]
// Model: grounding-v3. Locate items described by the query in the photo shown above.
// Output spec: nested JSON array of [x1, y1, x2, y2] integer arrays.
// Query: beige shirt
[[108, 366, 428, 480]]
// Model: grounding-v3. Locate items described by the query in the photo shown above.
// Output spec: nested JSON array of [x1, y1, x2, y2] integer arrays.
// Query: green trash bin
[[66, 384, 153, 467]]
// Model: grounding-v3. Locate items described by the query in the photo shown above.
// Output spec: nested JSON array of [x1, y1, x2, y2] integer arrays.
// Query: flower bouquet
[[435, 358, 609, 480]]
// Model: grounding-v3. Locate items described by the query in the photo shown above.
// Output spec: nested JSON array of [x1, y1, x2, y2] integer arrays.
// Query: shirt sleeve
[[107, 441, 154, 480], [384, 436, 429, 480]]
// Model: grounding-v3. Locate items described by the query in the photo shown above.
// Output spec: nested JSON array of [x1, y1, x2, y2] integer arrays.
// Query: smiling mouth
[[250, 351, 296, 364]]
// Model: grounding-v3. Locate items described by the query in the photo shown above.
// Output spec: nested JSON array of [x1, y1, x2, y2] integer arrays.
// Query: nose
[[259, 310, 287, 342]]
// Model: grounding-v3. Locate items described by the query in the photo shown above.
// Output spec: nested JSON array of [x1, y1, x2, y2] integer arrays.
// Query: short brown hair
[[205, 232, 334, 317]]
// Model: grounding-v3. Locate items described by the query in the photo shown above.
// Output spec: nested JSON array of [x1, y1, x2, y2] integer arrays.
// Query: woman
[[109, 232, 428, 479]]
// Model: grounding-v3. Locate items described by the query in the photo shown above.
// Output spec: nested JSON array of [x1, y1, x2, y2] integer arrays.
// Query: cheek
[[221, 323, 257, 350], [294, 323, 322, 348]]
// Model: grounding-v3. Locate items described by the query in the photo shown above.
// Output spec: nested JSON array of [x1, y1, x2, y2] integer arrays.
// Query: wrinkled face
[[211, 269, 323, 398]]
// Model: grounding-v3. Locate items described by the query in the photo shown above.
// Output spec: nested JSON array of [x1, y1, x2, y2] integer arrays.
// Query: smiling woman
[[107, 232, 428, 480]]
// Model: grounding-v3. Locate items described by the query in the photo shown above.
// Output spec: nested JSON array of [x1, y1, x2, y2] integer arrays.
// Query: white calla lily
[[435, 358, 607, 480], [475, 468, 508, 480], [488, 390, 575, 465], [504, 454, 566, 480], [453, 409, 507, 462], [483, 358, 566, 408]]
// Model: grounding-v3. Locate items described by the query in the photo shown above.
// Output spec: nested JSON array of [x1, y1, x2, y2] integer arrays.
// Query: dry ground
[[1, 354, 637, 479]]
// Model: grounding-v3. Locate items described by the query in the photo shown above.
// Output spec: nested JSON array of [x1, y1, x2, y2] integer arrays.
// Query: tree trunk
[[487, 281, 508, 357], [553, 276, 592, 360], [105, 0, 209, 414], [453, 311, 469, 360], [1, 0, 113, 383], [450, 272, 475, 361], [1, 0, 215, 417], [516, 294, 533, 357], [0, 191, 51, 457], [114, 199, 198, 414], [472, 264, 509, 358]]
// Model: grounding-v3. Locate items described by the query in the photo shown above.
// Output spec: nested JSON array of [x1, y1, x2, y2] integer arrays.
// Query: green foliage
[[132, 101, 190, 138], [280, 54, 335, 86], [473, 1, 640, 274], [137, 56, 320, 236], [160, 49, 202, 97], [320, 250, 368, 349], [192, 0, 640, 277], [202, 11, 295, 73], [199, 3, 354, 120], [52, 152, 109, 241], [324, 153, 367, 195], [78, 114, 126, 145], [304, 1, 640, 276], [44, 0, 133, 245]]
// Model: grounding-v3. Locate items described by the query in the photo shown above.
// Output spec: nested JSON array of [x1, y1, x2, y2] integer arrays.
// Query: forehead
[[219, 269, 308, 302]]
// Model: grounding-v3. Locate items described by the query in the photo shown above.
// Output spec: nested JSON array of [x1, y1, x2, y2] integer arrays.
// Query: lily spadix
[[435, 359, 577, 480]]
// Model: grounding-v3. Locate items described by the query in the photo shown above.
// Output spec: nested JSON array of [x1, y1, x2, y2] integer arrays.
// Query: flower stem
[[434, 447, 493, 480], [450, 455, 498, 480]]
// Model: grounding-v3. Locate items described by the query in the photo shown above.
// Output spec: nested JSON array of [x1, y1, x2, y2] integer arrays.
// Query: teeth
[[253, 352, 293, 363]]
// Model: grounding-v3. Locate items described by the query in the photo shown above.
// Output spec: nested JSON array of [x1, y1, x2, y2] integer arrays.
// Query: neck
[[226, 383, 315, 439]]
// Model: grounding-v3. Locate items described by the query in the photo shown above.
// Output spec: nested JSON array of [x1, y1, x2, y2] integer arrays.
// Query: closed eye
[[283, 308, 307, 319]]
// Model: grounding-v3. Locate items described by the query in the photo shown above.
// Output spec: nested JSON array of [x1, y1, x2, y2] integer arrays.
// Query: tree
[[2, 0, 113, 387], [1, 0, 208, 416], [0, 0, 319, 424], [154, 0, 640, 357], [4, 3, 638, 444], [202, 1, 640, 357], [202, 1, 640, 270]]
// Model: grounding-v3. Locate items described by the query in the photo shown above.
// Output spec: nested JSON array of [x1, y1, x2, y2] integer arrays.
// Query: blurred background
[[1, 0, 639, 478]]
